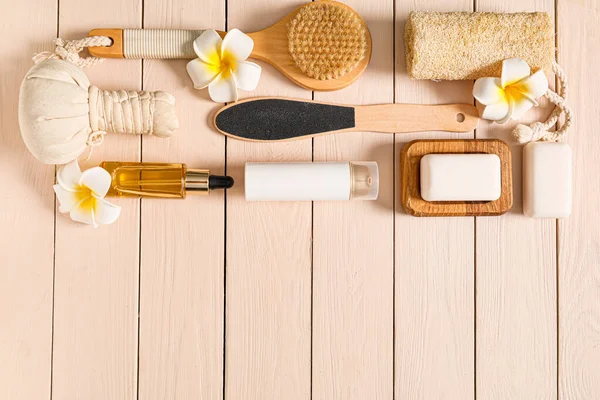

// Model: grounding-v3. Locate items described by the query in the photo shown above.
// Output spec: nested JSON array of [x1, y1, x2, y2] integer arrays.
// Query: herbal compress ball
[[19, 59, 179, 164]]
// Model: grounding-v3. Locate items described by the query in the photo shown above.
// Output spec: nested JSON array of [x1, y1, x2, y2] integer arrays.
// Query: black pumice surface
[[215, 99, 356, 141]]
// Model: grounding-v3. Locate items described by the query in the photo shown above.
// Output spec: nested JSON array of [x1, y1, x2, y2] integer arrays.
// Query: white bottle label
[[245, 162, 351, 201]]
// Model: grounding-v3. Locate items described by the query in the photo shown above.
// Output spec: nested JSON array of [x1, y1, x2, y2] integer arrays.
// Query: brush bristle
[[287, 2, 367, 81]]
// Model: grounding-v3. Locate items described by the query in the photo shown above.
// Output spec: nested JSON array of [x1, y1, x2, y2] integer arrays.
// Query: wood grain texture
[[395, 0, 476, 398], [354, 103, 479, 133], [225, 1, 312, 399], [312, 0, 394, 398], [51, 1, 142, 399], [557, 0, 600, 398], [474, 0, 558, 398], [0, 0, 56, 398], [2, 1, 600, 399], [401, 139, 513, 217], [137, 1, 225, 399]]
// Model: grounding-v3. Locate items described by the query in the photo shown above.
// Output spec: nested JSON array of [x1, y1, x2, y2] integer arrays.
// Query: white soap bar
[[420, 154, 501, 201], [523, 142, 572, 218]]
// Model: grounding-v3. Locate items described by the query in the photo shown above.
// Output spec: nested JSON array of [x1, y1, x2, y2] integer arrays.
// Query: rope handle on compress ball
[[33, 36, 113, 68], [512, 61, 573, 143]]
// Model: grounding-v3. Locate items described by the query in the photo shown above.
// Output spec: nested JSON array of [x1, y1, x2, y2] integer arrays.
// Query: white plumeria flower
[[53, 160, 121, 228], [186, 29, 262, 103], [473, 58, 549, 123]]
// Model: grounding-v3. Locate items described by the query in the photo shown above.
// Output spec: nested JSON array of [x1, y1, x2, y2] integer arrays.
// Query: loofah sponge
[[404, 11, 555, 80], [288, 1, 367, 81]]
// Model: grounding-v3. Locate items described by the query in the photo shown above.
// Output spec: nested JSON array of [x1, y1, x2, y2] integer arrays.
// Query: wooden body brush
[[213, 97, 480, 142], [88, 1, 372, 91]]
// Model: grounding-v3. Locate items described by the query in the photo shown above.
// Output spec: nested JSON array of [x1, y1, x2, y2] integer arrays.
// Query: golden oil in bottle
[[101, 162, 234, 198]]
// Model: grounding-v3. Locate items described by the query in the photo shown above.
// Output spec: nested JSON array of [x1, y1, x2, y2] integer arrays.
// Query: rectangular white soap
[[523, 142, 572, 218], [420, 154, 502, 202]]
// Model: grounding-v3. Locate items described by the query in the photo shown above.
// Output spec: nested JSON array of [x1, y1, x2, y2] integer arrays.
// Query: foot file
[[213, 97, 479, 142]]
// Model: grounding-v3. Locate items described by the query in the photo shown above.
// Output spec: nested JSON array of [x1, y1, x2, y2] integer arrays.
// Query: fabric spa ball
[[19, 59, 178, 164]]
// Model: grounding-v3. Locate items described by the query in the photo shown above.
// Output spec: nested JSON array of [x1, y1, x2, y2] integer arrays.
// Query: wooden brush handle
[[354, 103, 479, 133], [88, 28, 224, 59]]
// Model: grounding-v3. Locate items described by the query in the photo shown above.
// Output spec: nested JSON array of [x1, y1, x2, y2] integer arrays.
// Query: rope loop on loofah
[[512, 61, 573, 143], [33, 36, 112, 68]]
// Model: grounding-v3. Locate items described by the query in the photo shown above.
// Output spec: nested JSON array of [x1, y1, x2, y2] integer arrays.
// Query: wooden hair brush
[[88, 1, 372, 91]]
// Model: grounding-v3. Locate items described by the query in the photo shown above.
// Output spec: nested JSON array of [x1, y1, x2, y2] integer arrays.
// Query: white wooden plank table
[[0, 0, 598, 399]]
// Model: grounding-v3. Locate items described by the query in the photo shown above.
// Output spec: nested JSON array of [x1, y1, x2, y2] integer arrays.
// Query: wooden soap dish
[[400, 139, 513, 217]]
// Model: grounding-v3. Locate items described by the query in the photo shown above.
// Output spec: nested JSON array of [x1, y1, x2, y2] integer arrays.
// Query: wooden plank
[[395, 0, 476, 398], [137, 1, 225, 399], [557, 0, 600, 398], [311, 0, 393, 398], [474, 0, 557, 399], [52, 1, 142, 399], [225, 1, 312, 398], [0, 0, 56, 398]]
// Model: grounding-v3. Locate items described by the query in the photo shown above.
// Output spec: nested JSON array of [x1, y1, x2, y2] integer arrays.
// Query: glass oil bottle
[[100, 162, 234, 198]]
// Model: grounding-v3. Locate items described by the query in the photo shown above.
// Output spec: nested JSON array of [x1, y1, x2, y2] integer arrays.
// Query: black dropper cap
[[209, 175, 235, 190]]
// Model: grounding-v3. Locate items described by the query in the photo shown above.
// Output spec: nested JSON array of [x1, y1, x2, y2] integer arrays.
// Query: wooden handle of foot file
[[353, 103, 479, 133], [88, 28, 226, 59]]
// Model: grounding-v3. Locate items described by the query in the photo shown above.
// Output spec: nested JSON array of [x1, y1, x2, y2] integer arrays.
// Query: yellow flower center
[[74, 186, 97, 212], [505, 86, 526, 103], [219, 50, 237, 75]]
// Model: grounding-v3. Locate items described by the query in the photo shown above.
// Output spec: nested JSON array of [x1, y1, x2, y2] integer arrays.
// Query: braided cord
[[33, 36, 112, 68], [512, 62, 573, 143]]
